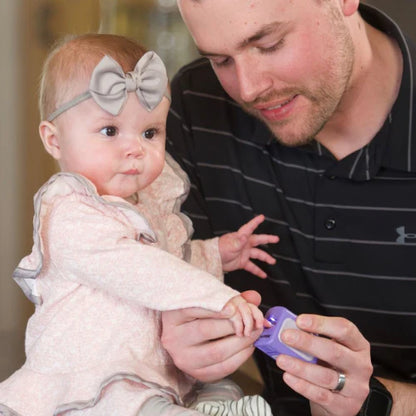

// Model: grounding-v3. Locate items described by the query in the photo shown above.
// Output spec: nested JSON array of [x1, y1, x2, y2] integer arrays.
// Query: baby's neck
[[125, 193, 139, 204]]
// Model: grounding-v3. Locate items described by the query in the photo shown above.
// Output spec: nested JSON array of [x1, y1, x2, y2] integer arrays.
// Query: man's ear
[[39, 121, 61, 160], [340, 0, 359, 17]]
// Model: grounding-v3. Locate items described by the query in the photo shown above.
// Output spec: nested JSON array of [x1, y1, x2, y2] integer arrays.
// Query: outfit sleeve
[[189, 238, 223, 280], [46, 196, 238, 312]]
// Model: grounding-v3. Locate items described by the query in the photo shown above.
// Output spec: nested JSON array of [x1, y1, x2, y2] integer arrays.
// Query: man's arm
[[379, 378, 416, 416]]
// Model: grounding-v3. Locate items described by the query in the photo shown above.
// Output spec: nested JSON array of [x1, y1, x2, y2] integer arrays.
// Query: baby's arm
[[47, 197, 239, 313], [218, 215, 279, 278]]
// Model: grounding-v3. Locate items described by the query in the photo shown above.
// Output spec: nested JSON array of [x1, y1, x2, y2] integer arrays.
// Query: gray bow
[[47, 51, 169, 121]]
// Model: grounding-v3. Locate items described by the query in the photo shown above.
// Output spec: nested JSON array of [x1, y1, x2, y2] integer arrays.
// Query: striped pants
[[140, 380, 273, 416]]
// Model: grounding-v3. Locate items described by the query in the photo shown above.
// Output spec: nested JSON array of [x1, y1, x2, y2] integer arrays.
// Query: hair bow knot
[[47, 51, 169, 121]]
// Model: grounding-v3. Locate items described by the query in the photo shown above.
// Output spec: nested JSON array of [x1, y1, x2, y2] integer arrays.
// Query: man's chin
[[264, 122, 316, 148], [271, 134, 315, 148]]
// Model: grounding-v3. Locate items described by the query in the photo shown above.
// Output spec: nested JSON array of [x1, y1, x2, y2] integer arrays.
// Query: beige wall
[[0, 0, 27, 332], [0, 0, 102, 332]]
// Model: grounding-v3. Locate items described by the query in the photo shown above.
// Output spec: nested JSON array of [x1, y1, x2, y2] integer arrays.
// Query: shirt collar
[[259, 4, 416, 180], [360, 3, 416, 175]]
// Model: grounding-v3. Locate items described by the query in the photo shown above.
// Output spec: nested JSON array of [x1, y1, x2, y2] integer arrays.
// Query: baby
[[0, 34, 278, 415]]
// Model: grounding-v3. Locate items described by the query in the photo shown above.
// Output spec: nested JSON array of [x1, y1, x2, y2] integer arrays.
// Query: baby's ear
[[39, 121, 61, 160]]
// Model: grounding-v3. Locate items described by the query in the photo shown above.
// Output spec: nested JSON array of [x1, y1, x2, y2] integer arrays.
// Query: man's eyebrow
[[197, 21, 283, 57], [239, 22, 283, 48]]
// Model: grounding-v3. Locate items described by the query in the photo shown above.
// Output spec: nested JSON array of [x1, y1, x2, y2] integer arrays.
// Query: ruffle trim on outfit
[[0, 403, 22, 416], [12, 153, 191, 305], [0, 370, 181, 415], [55, 372, 181, 414]]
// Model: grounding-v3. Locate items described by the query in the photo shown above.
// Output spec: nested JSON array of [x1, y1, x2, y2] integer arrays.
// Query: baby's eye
[[100, 126, 118, 137], [142, 128, 158, 140]]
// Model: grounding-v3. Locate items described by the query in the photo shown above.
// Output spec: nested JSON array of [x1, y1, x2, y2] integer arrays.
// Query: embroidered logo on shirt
[[396, 226, 416, 244]]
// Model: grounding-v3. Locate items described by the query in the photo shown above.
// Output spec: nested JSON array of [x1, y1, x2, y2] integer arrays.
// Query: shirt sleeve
[[46, 196, 238, 312]]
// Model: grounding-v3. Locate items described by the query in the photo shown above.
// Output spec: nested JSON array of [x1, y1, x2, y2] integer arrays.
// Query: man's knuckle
[[173, 355, 187, 370], [362, 338, 371, 353], [330, 344, 344, 363], [208, 343, 226, 363], [321, 369, 337, 387], [198, 322, 215, 339], [316, 388, 331, 404], [336, 318, 356, 340], [160, 332, 172, 350], [220, 360, 239, 376]]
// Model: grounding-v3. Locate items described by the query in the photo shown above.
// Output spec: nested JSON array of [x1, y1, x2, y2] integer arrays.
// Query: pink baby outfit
[[0, 155, 240, 415]]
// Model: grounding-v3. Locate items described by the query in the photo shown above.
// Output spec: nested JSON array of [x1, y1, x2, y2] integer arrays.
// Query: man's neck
[[315, 17, 403, 161]]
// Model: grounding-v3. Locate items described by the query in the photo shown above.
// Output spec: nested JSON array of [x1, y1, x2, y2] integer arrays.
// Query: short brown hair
[[39, 33, 147, 120]]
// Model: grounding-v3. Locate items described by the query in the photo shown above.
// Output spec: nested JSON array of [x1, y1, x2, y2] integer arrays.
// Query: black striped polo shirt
[[166, 4, 416, 414]]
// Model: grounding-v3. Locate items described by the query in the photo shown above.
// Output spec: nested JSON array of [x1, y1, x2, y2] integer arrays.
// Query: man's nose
[[235, 55, 273, 103]]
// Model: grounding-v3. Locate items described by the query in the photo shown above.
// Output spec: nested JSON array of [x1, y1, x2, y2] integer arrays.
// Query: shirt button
[[324, 217, 336, 230]]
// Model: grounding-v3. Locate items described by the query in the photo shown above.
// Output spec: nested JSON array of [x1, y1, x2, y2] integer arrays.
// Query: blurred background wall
[[0, 0, 415, 381]]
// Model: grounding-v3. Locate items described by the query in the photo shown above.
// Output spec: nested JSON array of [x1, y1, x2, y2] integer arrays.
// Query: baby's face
[[52, 92, 169, 200]]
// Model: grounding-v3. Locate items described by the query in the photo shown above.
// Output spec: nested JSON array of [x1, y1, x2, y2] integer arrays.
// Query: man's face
[[178, 0, 355, 147]]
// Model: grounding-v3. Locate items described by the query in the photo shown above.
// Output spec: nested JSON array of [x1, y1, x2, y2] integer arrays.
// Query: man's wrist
[[358, 377, 392, 416]]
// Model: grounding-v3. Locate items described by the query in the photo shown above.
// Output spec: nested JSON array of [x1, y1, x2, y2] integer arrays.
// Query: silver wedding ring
[[332, 372, 346, 392]]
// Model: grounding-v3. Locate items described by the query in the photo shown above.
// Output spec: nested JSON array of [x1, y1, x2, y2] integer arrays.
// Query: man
[[163, 0, 416, 415]]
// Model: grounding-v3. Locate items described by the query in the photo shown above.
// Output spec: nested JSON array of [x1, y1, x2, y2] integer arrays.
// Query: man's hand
[[161, 290, 263, 382], [275, 314, 372, 416]]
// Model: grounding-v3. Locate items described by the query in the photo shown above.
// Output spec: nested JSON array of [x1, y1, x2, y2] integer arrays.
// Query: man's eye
[[259, 38, 285, 54], [100, 126, 118, 137], [210, 57, 231, 68], [143, 128, 157, 139]]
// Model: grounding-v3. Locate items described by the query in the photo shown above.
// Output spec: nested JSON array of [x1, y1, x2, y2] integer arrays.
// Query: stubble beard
[[242, 16, 355, 148], [256, 84, 347, 148]]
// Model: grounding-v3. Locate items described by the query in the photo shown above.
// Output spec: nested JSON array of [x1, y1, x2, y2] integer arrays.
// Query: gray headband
[[47, 51, 170, 121]]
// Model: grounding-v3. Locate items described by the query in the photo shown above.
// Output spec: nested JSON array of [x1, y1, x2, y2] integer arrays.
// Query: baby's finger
[[249, 234, 280, 247], [249, 247, 276, 265], [249, 303, 264, 330], [239, 303, 255, 336], [244, 261, 268, 278], [229, 314, 244, 337], [238, 215, 265, 237]]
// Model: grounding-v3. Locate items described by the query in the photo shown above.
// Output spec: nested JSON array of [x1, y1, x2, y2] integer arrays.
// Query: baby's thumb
[[221, 301, 236, 318]]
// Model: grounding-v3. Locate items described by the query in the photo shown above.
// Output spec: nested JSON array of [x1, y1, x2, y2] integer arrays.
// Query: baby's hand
[[223, 295, 265, 337], [219, 215, 279, 278]]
